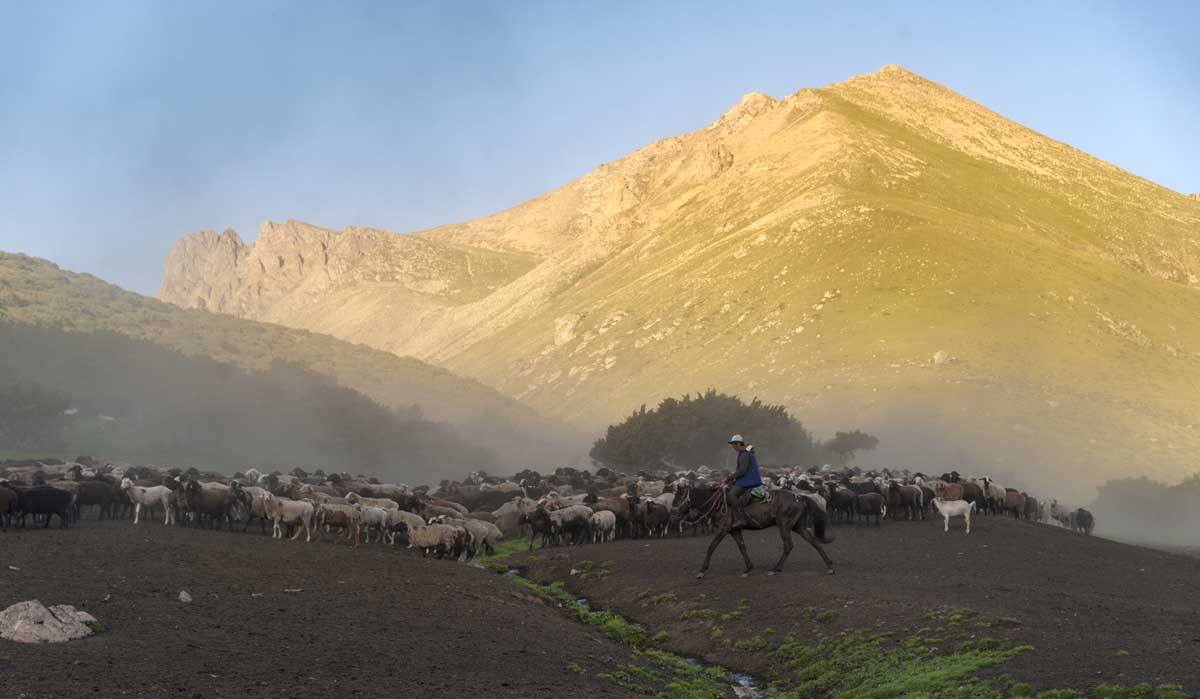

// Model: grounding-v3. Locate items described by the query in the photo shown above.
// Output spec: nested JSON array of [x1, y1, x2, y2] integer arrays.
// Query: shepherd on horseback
[[682, 434, 834, 579], [727, 434, 760, 530]]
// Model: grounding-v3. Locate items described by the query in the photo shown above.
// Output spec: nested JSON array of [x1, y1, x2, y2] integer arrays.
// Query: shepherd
[[684, 434, 835, 579]]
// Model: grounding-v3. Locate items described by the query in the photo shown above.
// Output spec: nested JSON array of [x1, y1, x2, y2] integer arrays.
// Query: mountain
[[159, 66, 1200, 499], [0, 252, 581, 473]]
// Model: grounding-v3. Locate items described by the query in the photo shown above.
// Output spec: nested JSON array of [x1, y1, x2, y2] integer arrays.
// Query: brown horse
[[685, 486, 834, 579]]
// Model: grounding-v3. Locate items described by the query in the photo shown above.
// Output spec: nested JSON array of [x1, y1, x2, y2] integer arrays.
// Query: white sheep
[[591, 510, 617, 543], [345, 492, 400, 511], [269, 497, 314, 542], [933, 498, 975, 534], [407, 523, 467, 559], [352, 504, 390, 544], [382, 509, 426, 545], [548, 505, 594, 546], [120, 477, 176, 525], [429, 515, 502, 557]]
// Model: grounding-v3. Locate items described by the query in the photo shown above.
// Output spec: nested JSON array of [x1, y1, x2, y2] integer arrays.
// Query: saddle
[[747, 485, 771, 504]]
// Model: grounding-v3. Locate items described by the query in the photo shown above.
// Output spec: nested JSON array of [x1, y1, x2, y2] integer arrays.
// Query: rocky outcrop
[[1188, 193, 1199, 201], [0, 600, 97, 643]]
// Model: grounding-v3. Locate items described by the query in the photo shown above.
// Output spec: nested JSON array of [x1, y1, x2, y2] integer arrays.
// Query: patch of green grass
[[1011, 681, 1035, 697], [710, 625, 724, 640], [596, 667, 655, 695], [565, 662, 584, 674], [651, 592, 678, 605], [1036, 691, 1086, 699], [575, 560, 594, 571], [650, 630, 672, 644], [84, 620, 108, 634], [682, 608, 721, 621], [476, 537, 528, 572], [734, 634, 772, 653], [815, 609, 839, 624], [1115, 649, 1132, 657], [771, 629, 1031, 698], [574, 606, 647, 646]]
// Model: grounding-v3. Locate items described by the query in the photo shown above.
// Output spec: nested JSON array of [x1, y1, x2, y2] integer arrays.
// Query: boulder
[[0, 600, 96, 643]]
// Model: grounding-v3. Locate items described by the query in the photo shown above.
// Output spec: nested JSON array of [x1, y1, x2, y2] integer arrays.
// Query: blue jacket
[[734, 449, 762, 488]]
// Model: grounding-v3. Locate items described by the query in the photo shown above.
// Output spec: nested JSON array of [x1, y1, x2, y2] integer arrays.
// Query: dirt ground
[[521, 514, 1200, 694], [0, 520, 638, 698]]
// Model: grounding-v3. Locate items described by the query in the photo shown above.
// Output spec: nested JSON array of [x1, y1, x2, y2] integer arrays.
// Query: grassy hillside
[[157, 67, 1200, 499], [0, 252, 582, 470], [0, 323, 493, 480]]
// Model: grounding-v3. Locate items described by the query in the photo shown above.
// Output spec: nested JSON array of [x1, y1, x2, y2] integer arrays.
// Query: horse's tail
[[811, 500, 834, 544]]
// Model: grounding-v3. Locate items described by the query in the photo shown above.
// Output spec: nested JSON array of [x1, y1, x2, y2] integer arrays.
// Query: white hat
[[728, 434, 745, 444]]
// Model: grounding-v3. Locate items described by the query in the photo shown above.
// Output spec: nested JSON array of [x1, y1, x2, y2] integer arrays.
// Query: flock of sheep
[[0, 458, 1096, 559]]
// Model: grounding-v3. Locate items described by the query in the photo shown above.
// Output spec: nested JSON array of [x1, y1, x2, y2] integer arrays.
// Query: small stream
[[508, 570, 767, 698]]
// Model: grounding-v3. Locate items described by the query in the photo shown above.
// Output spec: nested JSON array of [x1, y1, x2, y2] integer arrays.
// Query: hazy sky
[[2, 1, 1197, 295]]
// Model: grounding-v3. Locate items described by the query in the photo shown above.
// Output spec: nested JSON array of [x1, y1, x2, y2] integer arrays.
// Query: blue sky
[[2, 1, 1197, 294]]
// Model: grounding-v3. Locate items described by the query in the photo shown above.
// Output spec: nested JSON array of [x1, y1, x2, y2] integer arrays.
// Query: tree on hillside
[[822, 430, 880, 466], [589, 390, 818, 471]]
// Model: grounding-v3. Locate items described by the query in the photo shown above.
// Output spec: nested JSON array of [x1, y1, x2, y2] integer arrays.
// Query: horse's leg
[[696, 529, 728, 579], [769, 522, 795, 574], [731, 530, 753, 577], [795, 525, 835, 574]]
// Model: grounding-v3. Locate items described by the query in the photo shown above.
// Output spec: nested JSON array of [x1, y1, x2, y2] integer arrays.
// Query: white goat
[[933, 498, 975, 534], [120, 477, 176, 525]]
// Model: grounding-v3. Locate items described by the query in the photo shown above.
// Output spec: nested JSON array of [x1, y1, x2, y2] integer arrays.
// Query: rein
[[680, 484, 728, 527]]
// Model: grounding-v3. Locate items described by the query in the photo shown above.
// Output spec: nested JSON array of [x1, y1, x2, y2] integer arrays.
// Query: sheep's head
[[120, 477, 134, 490]]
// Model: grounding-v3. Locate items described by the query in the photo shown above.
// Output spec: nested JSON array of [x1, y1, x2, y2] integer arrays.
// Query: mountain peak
[[708, 91, 779, 132]]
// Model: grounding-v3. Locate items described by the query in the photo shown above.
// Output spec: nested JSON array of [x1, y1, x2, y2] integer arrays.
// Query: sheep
[[231, 482, 275, 534], [15, 486, 73, 528], [426, 498, 469, 516], [0, 484, 17, 530], [268, 497, 314, 542], [352, 504, 390, 544], [182, 480, 240, 529], [382, 509, 426, 545], [591, 510, 617, 543], [853, 492, 886, 525], [345, 492, 400, 511], [315, 503, 361, 547], [407, 523, 468, 559], [359, 483, 409, 501], [548, 505, 594, 546], [429, 515, 502, 557], [120, 477, 176, 525], [933, 498, 975, 534]]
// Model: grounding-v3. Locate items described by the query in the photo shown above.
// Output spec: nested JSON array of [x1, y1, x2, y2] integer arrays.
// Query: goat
[[933, 498, 975, 534], [120, 477, 176, 525]]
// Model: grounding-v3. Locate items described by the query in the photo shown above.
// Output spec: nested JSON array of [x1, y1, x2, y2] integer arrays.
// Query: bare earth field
[[1, 515, 1198, 697], [0, 521, 634, 698], [518, 516, 1200, 695]]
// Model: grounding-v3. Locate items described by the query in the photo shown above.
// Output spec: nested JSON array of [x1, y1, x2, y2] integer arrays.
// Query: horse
[[680, 484, 834, 579]]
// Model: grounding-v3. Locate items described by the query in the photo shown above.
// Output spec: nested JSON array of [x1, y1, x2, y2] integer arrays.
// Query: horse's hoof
[[695, 572, 705, 580], [826, 568, 836, 576], [767, 570, 778, 576], [740, 572, 750, 579]]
